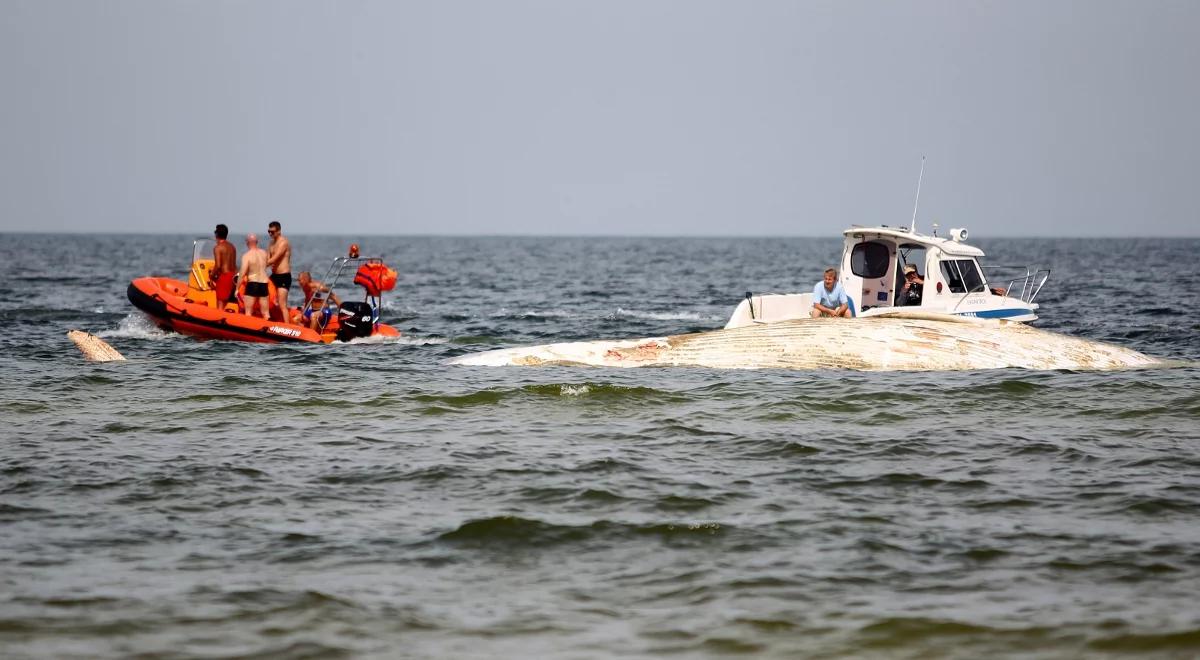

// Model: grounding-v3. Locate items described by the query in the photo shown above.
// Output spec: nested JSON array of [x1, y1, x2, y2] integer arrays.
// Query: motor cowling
[[336, 301, 376, 342]]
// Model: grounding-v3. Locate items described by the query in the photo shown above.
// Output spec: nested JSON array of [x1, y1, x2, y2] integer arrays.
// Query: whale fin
[[68, 330, 126, 362]]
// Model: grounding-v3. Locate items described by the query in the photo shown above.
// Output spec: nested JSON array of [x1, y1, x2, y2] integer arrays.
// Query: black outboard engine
[[336, 301, 376, 342]]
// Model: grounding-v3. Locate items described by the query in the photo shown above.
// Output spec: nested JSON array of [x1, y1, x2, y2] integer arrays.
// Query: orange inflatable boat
[[128, 239, 400, 344]]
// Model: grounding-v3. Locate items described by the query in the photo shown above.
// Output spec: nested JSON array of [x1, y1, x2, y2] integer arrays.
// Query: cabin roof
[[841, 225, 985, 257]]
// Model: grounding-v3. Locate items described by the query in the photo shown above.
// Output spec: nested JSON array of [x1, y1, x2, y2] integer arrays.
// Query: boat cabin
[[725, 225, 1048, 329]]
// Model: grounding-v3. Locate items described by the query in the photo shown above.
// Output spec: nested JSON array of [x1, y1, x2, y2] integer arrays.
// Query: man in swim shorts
[[240, 233, 271, 319], [211, 224, 237, 305], [266, 220, 292, 320]]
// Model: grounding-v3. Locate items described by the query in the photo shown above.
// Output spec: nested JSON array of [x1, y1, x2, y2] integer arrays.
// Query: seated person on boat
[[295, 271, 341, 331], [812, 268, 852, 318], [896, 264, 924, 306]]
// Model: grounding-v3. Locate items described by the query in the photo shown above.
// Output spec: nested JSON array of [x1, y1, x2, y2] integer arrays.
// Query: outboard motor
[[336, 301, 376, 342]]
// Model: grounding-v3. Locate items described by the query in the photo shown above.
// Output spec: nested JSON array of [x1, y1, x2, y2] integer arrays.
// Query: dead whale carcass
[[68, 330, 126, 362], [448, 315, 1160, 371]]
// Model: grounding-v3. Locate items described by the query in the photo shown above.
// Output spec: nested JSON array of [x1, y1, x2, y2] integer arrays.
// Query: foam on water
[[346, 333, 449, 346], [98, 312, 177, 340], [612, 307, 717, 321]]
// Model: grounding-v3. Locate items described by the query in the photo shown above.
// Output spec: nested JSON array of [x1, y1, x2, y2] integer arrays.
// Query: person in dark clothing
[[897, 264, 924, 307]]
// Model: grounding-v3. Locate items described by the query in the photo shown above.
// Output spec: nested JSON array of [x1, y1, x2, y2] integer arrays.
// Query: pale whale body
[[450, 314, 1161, 372], [68, 330, 126, 362]]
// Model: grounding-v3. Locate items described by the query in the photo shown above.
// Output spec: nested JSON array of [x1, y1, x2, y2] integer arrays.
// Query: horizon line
[[3, 230, 1199, 240]]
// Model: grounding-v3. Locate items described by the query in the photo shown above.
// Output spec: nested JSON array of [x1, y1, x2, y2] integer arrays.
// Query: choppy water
[[2, 233, 1199, 659]]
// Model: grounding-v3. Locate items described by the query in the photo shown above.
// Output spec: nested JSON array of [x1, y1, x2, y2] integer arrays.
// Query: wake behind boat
[[128, 238, 401, 344]]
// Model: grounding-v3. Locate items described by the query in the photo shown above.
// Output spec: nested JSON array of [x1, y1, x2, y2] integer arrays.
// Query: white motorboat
[[726, 224, 1049, 329]]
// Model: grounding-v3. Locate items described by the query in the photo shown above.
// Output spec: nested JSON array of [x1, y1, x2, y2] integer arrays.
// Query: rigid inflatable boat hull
[[127, 277, 398, 344]]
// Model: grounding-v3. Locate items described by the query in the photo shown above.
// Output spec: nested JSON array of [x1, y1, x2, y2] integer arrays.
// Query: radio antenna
[[910, 156, 926, 232]]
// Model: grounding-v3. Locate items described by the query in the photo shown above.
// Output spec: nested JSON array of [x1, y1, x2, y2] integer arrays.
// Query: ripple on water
[[436, 516, 730, 550]]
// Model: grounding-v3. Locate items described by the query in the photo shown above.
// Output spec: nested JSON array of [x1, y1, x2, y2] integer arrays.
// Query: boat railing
[[947, 265, 1050, 314], [306, 256, 385, 332], [986, 265, 1050, 303]]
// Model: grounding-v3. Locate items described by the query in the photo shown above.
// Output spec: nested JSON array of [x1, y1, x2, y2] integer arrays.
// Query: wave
[[410, 383, 688, 412], [470, 306, 720, 322], [1111, 495, 1199, 516], [847, 617, 1050, 653], [814, 472, 992, 492], [610, 307, 718, 322], [488, 307, 580, 320], [449, 335, 509, 345], [437, 515, 728, 549], [1088, 627, 1200, 652], [98, 313, 176, 341], [346, 333, 448, 346], [378, 300, 418, 314]]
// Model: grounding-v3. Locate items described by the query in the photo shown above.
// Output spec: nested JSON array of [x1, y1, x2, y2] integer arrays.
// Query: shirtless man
[[239, 234, 271, 319], [266, 220, 292, 320], [294, 271, 341, 331], [211, 224, 237, 305]]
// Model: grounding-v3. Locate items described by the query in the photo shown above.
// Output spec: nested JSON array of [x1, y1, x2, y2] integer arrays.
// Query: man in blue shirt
[[811, 267, 851, 318]]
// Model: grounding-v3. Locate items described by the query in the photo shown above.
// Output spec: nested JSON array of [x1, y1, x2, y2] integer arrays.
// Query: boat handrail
[[306, 256, 386, 333], [991, 266, 1050, 303], [948, 266, 1051, 313]]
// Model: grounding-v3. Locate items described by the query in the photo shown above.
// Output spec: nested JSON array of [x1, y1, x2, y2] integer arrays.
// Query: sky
[[1, 0, 1196, 237]]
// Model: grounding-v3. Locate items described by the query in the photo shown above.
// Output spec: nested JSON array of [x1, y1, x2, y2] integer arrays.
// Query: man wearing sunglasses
[[266, 220, 292, 320]]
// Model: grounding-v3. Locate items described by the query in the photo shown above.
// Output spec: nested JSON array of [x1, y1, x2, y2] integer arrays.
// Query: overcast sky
[[1, 0, 1196, 237]]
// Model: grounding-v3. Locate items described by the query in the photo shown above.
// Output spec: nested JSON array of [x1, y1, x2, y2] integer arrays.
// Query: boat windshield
[[941, 259, 985, 293], [193, 239, 215, 264]]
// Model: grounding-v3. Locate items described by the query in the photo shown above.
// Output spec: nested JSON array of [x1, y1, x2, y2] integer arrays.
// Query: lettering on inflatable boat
[[268, 326, 302, 337]]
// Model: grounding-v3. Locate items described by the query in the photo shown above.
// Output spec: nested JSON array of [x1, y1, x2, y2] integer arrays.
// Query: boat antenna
[[910, 156, 926, 232]]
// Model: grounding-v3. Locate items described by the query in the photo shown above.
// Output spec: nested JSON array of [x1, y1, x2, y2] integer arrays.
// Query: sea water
[[1, 233, 1198, 658]]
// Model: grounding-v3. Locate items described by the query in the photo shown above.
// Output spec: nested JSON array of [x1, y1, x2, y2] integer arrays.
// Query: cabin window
[[940, 259, 984, 293], [851, 242, 891, 279]]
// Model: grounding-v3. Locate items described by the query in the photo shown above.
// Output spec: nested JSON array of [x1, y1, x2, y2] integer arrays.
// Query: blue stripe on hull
[[956, 308, 1032, 319]]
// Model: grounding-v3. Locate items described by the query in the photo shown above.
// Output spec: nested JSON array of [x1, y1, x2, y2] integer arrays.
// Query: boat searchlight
[[949, 227, 969, 242]]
